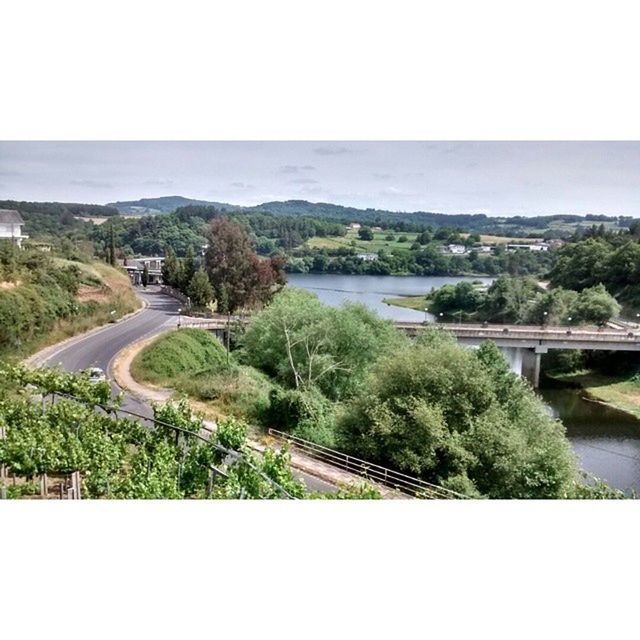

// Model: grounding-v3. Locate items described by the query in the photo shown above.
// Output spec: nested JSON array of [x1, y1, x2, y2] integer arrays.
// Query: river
[[288, 273, 640, 493], [287, 273, 495, 322]]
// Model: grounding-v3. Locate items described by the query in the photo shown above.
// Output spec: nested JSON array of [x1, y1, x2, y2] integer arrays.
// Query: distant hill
[[49, 194, 633, 239], [107, 196, 239, 215]]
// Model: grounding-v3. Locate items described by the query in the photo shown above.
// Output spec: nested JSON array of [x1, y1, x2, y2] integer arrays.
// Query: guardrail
[[267, 428, 468, 499]]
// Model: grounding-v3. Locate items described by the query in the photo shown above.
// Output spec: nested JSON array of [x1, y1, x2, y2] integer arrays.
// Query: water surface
[[287, 273, 494, 322]]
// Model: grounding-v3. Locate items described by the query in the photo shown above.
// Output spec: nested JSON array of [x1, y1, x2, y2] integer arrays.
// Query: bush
[[337, 337, 578, 498], [132, 328, 227, 383]]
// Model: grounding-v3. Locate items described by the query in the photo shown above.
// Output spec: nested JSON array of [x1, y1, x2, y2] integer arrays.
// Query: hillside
[[107, 196, 239, 215], [108, 196, 633, 238]]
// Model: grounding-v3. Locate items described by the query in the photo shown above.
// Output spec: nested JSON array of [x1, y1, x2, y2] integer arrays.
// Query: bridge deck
[[181, 318, 640, 349]]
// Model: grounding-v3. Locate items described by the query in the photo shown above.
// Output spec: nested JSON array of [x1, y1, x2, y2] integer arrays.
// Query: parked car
[[87, 367, 107, 383]]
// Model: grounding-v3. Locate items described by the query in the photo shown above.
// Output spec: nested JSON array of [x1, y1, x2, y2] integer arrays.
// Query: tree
[[108, 221, 116, 266], [571, 284, 621, 325], [162, 247, 180, 288], [141, 263, 149, 288], [187, 267, 214, 307], [482, 275, 541, 323], [358, 226, 374, 241], [241, 288, 405, 400], [336, 331, 578, 498], [204, 217, 285, 314], [181, 245, 196, 290]]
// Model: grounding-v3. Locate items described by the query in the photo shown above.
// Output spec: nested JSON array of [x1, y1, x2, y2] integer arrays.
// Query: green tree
[[358, 226, 374, 241], [337, 332, 578, 498], [141, 263, 149, 288], [571, 283, 621, 325], [162, 246, 180, 288], [482, 275, 541, 323], [108, 221, 116, 266], [241, 288, 405, 400], [187, 267, 214, 307], [181, 245, 196, 290]]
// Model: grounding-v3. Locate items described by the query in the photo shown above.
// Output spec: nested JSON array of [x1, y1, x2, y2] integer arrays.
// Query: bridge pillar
[[498, 346, 545, 388], [521, 346, 547, 388], [498, 346, 524, 377]]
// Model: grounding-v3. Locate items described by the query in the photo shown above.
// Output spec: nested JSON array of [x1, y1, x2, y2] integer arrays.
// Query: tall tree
[[108, 221, 116, 266], [187, 267, 214, 307], [162, 246, 180, 288], [141, 263, 149, 288], [204, 217, 285, 314], [182, 245, 196, 289]]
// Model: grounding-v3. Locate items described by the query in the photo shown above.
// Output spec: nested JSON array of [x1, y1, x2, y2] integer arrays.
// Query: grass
[[6, 261, 141, 361], [306, 229, 418, 253], [549, 369, 640, 419], [131, 328, 275, 423], [131, 328, 228, 384], [382, 294, 429, 311], [460, 233, 544, 244]]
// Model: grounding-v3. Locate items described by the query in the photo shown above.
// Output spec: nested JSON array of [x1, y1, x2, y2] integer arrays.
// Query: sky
[[1, 141, 639, 217]]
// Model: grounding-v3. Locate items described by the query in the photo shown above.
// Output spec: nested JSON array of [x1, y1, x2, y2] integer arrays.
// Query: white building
[[357, 252, 378, 262], [507, 242, 549, 252], [123, 256, 165, 285], [0, 209, 28, 247], [440, 244, 467, 254]]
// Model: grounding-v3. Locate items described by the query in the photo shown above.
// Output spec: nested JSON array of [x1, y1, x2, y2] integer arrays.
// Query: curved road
[[35, 286, 335, 493]]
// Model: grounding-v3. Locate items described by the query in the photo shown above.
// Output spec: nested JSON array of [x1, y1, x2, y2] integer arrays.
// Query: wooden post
[[75, 472, 82, 500]]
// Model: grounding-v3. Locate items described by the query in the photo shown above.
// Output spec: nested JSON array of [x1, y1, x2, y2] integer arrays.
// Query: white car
[[87, 367, 107, 384]]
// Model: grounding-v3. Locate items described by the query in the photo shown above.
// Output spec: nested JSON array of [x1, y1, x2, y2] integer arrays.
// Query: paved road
[[36, 286, 335, 494]]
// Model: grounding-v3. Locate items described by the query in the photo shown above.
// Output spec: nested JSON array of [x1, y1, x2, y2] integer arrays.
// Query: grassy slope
[[131, 328, 228, 384], [131, 328, 275, 422], [8, 260, 141, 360], [306, 229, 418, 252], [549, 370, 640, 419]]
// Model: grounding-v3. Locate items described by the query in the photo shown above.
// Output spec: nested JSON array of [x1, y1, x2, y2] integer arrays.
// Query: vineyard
[[0, 365, 379, 499]]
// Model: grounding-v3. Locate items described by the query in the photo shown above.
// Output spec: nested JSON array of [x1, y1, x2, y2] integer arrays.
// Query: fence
[[267, 429, 468, 499], [0, 391, 298, 500]]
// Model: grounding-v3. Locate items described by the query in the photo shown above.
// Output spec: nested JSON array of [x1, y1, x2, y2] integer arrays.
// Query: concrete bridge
[[396, 322, 640, 387], [181, 317, 640, 388]]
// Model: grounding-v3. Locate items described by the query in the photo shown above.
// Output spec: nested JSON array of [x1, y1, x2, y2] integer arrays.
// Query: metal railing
[[395, 322, 640, 343], [267, 429, 469, 499]]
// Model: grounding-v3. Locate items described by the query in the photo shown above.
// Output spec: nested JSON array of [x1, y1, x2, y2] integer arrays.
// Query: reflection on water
[[540, 386, 640, 493], [287, 273, 494, 322]]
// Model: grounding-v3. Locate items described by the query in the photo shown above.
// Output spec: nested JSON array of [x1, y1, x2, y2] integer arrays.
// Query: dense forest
[[107, 196, 632, 238]]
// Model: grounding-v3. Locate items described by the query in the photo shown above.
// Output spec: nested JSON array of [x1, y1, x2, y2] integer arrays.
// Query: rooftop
[[0, 209, 25, 224]]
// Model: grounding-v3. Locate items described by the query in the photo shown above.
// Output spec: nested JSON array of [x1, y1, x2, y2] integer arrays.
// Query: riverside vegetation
[[132, 288, 626, 498]]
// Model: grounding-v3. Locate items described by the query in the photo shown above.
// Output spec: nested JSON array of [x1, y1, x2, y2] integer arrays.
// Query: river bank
[[546, 369, 640, 420]]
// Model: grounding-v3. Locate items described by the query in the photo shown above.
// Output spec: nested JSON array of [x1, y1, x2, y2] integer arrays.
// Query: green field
[[306, 229, 418, 252]]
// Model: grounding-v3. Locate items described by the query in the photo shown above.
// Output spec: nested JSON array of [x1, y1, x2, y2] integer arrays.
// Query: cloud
[[0, 169, 21, 177], [379, 186, 417, 198], [289, 177, 318, 185], [279, 164, 316, 174], [70, 179, 114, 189], [143, 178, 174, 186], [313, 145, 352, 155], [231, 182, 255, 189], [373, 172, 392, 180]]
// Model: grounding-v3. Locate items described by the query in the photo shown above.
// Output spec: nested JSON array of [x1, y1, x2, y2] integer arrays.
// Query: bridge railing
[[396, 323, 639, 342], [267, 428, 468, 499]]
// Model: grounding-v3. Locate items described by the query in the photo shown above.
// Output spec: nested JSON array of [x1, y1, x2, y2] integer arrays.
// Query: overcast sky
[[1, 141, 639, 217]]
